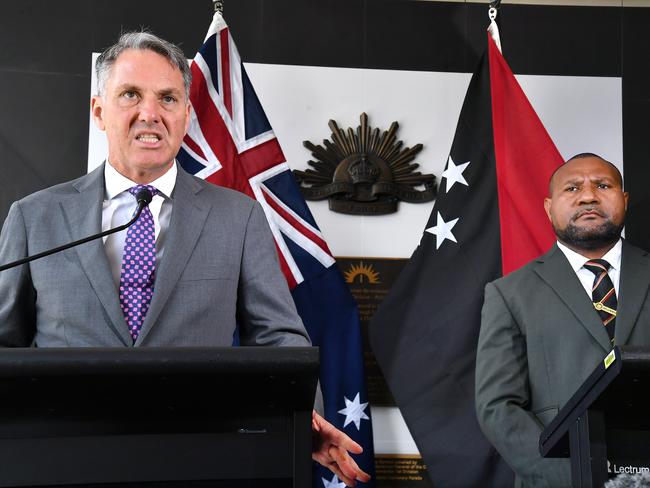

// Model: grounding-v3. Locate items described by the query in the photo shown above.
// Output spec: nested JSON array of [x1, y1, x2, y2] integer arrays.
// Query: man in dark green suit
[[475, 154, 650, 487]]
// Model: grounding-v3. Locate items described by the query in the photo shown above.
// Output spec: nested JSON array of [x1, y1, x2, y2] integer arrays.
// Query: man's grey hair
[[95, 31, 192, 99]]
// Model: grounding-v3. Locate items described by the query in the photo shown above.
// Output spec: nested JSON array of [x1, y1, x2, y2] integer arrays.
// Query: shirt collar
[[104, 160, 177, 200], [556, 238, 622, 272]]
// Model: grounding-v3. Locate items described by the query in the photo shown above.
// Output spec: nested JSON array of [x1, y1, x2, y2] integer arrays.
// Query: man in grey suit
[[0, 32, 370, 487], [475, 153, 650, 487]]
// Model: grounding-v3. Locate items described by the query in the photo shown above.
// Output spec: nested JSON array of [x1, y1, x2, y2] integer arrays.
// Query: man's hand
[[311, 410, 372, 487]]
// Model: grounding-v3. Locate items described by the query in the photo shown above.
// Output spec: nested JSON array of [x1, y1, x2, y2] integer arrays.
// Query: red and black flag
[[369, 29, 563, 486]]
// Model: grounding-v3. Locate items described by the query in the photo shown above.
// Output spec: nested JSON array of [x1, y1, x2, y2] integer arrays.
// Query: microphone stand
[[0, 190, 153, 273]]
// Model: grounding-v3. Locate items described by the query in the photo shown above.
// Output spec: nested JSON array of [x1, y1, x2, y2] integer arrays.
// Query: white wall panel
[[244, 63, 623, 259]]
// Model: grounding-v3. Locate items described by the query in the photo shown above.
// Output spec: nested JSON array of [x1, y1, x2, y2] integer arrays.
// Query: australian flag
[[177, 12, 375, 487]]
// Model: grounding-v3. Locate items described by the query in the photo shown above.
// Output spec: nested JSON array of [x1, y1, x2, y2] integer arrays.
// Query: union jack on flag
[[177, 12, 375, 487]]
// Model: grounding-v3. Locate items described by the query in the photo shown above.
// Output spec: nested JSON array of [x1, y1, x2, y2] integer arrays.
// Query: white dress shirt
[[102, 162, 176, 286], [556, 238, 622, 298]]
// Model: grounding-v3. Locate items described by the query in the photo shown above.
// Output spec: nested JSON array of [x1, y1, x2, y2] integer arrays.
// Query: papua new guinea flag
[[369, 29, 563, 487]]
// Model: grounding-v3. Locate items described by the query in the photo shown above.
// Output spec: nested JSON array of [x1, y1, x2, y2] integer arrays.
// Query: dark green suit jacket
[[475, 241, 650, 487]]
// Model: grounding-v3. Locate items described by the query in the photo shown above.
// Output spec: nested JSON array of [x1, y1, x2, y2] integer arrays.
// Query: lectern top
[[0, 346, 320, 415], [540, 346, 650, 458], [0, 346, 319, 376]]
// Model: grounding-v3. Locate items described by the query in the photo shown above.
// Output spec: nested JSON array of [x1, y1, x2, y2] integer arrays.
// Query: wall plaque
[[375, 455, 435, 487], [337, 257, 407, 407]]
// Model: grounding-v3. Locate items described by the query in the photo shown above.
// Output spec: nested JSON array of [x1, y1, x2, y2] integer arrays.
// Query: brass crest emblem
[[293, 113, 436, 215]]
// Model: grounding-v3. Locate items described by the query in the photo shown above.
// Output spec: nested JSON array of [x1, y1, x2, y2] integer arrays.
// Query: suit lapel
[[615, 241, 650, 345], [135, 170, 210, 345], [60, 164, 131, 346], [534, 245, 612, 352]]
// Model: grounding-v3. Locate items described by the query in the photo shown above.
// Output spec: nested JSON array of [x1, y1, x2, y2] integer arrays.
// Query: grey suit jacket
[[475, 241, 650, 488], [0, 164, 312, 348]]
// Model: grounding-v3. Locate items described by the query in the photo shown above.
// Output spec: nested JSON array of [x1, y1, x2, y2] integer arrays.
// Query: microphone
[[135, 187, 153, 207], [0, 188, 154, 272]]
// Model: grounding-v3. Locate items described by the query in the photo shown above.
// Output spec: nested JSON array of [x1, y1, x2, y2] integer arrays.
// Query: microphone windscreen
[[135, 188, 153, 206]]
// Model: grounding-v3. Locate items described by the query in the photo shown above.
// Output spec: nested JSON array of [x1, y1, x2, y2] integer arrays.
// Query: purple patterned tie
[[119, 185, 158, 342]]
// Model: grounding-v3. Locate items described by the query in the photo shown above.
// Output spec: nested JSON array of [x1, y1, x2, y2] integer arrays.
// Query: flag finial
[[488, 0, 502, 53], [213, 0, 223, 14]]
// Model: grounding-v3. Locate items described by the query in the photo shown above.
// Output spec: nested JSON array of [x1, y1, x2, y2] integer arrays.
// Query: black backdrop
[[1, 0, 649, 249]]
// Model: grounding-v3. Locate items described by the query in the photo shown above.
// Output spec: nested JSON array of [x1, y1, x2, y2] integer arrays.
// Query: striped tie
[[584, 259, 616, 345]]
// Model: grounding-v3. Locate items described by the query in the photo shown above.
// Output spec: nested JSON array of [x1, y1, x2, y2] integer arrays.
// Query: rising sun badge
[[293, 113, 437, 215]]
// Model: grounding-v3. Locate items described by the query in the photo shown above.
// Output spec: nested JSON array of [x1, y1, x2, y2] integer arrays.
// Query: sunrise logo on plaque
[[344, 261, 382, 285]]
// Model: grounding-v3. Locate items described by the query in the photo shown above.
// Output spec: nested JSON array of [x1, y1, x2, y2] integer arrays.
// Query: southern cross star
[[441, 155, 470, 193], [425, 212, 459, 250], [322, 474, 347, 488]]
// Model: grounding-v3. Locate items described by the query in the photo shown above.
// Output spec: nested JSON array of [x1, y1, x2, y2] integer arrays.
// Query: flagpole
[[488, 0, 502, 53], [213, 0, 223, 14]]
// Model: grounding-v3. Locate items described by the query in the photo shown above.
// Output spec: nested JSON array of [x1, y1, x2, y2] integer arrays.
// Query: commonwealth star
[[337, 393, 369, 430]]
